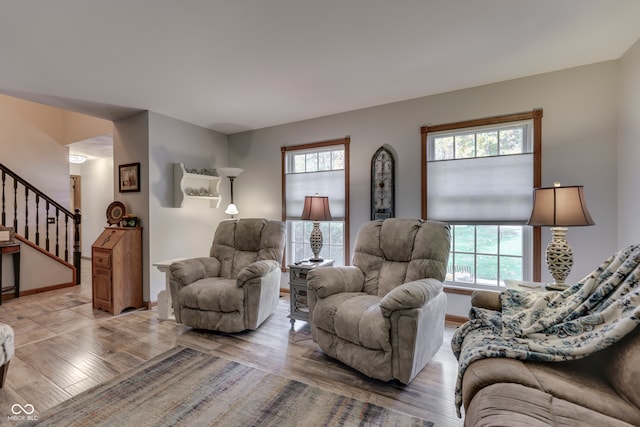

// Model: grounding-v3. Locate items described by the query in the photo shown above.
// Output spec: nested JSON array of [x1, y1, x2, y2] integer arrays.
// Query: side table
[[153, 258, 186, 320], [0, 243, 20, 305], [288, 259, 333, 332]]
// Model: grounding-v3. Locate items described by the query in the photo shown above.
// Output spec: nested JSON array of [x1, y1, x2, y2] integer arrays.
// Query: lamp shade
[[527, 185, 595, 227], [301, 195, 332, 221], [217, 167, 244, 178], [224, 203, 239, 215]]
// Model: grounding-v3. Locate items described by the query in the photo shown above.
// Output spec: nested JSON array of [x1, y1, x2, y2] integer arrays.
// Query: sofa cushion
[[210, 218, 282, 278], [257, 220, 287, 262], [462, 357, 640, 426], [603, 326, 640, 409], [470, 290, 502, 311], [350, 219, 450, 297], [313, 292, 391, 351], [179, 307, 245, 332], [313, 327, 393, 381], [178, 278, 242, 312], [465, 383, 634, 427], [231, 250, 259, 278], [234, 218, 266, 252]]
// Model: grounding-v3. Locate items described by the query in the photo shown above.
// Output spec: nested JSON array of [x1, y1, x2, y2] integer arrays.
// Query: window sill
[[444, 284, 502, 296]]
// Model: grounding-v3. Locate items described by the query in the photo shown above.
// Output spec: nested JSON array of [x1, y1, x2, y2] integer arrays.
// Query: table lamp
[[301, 194, 332, 261], [527, 182, 595, 290]]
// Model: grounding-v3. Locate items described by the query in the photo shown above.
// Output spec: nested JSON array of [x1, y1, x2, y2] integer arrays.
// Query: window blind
[[427, 153, 533, 224], [285, 170, 345, 220]]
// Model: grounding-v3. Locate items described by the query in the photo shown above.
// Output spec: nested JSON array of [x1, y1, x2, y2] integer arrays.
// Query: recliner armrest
[[237, 260, 280, 286], [307, 266, 365, 298], [170, 257, 221, 288], [379, 278, 443, 316]]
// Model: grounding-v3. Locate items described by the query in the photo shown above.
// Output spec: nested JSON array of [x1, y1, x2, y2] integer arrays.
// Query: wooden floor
[[0, 260, 465, 426]]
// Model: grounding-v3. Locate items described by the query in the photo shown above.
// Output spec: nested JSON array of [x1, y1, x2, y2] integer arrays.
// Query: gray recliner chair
[[307, 218, 450, 384], [169, 218, 286, 333]]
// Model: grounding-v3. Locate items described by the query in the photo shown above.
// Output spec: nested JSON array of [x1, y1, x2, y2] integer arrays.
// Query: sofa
[[459, 283, 640, 426]]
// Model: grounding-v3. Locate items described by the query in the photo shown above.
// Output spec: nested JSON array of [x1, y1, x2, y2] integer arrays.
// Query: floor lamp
[[218, 167, 244, 218], [527, 183, 595, 290], [301, 195, 332, 262]]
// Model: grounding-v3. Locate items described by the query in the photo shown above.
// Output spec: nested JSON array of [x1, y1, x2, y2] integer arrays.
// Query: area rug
[[22, 346, 432, 427]]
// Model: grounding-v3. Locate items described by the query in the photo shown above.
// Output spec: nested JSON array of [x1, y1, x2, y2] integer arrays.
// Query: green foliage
[[451, 225, 523, 286], [431, 124, 525, 161]]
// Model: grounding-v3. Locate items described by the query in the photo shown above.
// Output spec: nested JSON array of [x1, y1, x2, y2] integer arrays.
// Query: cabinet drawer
[[93, 251, 111, 269]]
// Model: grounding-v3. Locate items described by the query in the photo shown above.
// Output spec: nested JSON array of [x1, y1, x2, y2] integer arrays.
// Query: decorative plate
[[106, 201, 126, 225]]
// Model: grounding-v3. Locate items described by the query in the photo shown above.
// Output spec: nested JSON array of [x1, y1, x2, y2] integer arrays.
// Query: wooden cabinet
[[92, 227, 142, 315], [173, 163, 222, 208]]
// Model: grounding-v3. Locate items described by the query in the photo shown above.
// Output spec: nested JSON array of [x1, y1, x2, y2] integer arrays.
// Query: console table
[[0, 243, 20, 304], [288, 259, 333, 332]]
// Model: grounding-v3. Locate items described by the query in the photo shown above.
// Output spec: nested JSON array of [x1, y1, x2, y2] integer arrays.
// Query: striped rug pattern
[[25, 346, 433, 427]]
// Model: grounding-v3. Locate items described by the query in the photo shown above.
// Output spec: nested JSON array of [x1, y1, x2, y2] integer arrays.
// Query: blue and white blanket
[[451, 243, 640, 417]]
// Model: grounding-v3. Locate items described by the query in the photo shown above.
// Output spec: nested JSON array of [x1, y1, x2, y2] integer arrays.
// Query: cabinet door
[[93, 268, 112, 310]]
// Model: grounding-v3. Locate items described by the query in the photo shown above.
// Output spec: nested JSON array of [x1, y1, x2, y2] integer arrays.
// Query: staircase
[[0, 163, 81, 287]]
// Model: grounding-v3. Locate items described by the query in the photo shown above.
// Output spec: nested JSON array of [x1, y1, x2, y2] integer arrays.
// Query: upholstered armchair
[[307, 218, 450, 384], [0, 323, 14, 388], [169, 218, 286, 333]]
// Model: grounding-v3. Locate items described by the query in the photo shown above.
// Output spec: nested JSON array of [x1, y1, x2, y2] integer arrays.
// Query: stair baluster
[[24, 186, 29, 240], [35, 194, 40, 246]]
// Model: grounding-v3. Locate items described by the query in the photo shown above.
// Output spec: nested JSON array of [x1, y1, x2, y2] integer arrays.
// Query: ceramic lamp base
[[546, 227, 573, 287], [309, 222, 324, 261]]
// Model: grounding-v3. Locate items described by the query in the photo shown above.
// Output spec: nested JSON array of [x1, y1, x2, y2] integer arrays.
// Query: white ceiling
[[1, 1, 640, 135], [68, 134, 114, 161]]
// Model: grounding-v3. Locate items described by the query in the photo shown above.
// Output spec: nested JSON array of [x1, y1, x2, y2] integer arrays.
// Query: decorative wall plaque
[[371, 146, 395, 220]]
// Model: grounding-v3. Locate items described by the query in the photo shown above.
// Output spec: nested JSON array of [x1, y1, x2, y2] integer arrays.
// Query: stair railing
[[0, 163, 81, 284]]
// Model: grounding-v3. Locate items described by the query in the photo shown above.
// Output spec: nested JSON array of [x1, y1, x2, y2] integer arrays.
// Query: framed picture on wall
[[119, 162, 140, 192]]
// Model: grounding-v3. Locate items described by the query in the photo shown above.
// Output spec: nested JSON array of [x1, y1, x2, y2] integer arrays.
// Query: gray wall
[[229, 61, 621, 316], [72, 157, 114, 257], [67, 111, 229, 303], [619, 39, 640, 247], [113, 111, 229, 302], [146, 112, 228, 302], [113, 112, 152, 299]]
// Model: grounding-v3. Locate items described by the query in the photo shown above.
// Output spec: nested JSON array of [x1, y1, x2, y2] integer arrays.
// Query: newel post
[[74, 208, 82, 284]]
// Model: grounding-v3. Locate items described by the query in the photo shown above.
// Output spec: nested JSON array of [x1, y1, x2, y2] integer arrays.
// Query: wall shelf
[[173, 163, 222, 208]]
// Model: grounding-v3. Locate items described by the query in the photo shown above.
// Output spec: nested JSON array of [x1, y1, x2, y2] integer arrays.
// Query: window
[[448, 225, 532, 287], [421, 110, 542, 289], [282, 137, 350, 266]]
